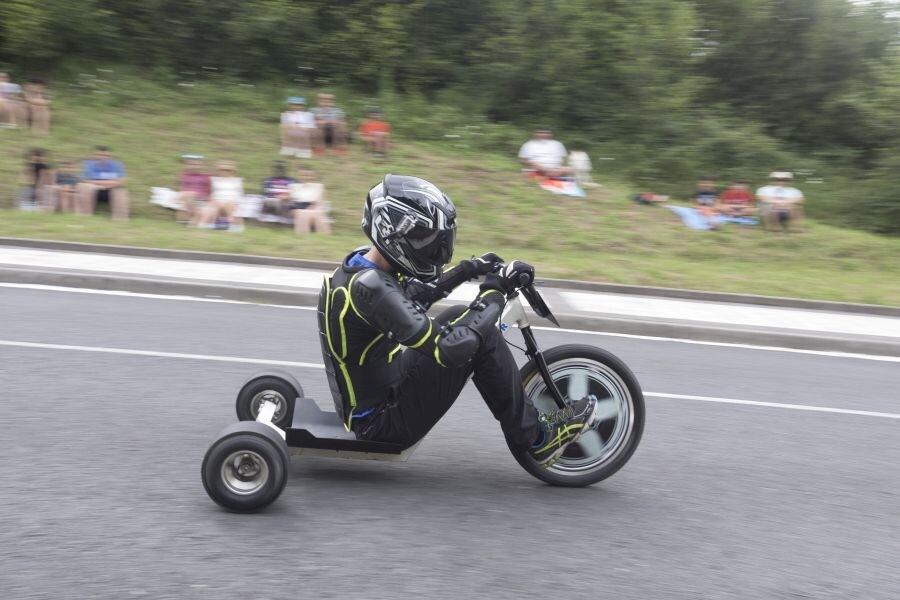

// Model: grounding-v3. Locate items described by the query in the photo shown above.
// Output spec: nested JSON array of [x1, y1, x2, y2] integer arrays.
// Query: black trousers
[[356, 307, 541, 450]]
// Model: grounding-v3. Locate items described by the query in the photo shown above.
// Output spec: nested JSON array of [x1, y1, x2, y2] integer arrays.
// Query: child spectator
[[54, 159, 81, 213], [20, 148, 54, 210], [261, 161, 296, 220], [280, 97, 316, 158], [718, 179, 756, 217], [176, 155, 211, 225], [313, 93, 347, 154], [358, 108, 391, 157], [757, 172, 804, 233], [78, 146, 129, 220], [0, 72, 25, 129], [204, 160, 245, 232], [692, 176, 720, 228], [24, 79, 50, 136], [289, 167, 331, 234]]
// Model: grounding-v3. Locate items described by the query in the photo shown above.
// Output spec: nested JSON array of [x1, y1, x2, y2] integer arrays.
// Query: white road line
[[1, 339, 898, 421], [2, 282, 899, 363], [646, 392, 900, 420], [0, 340, 324, 369]]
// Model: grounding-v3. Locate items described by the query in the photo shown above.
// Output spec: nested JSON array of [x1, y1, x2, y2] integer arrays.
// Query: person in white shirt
[[0, 72, 25, 128], [199, 160, 245, 231], [518, 129, 572, 177], [756, 171, 804, 233], [289, 167, 331, 234], [280, 97, 317, 158]]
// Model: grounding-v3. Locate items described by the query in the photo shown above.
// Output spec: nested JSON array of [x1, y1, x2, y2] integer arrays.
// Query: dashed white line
[[1, 339, 898, 421]]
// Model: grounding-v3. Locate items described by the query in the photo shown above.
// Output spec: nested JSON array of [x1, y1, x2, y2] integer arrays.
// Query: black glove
[[480, 260, 534, 295], [459, 252, 504, 279]]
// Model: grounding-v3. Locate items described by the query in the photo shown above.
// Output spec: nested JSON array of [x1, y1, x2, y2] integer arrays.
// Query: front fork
[[504, 292, 567, 409]]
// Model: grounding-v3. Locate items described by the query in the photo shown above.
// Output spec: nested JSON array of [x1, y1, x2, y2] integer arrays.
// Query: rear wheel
[[236, 375, 300, 429], [509, 344, 644, 487], [201, 421, 290, 512]]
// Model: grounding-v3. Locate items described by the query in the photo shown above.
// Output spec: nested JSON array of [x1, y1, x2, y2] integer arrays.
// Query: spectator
[[313, 93, 347, 154], [77, 146, 129, 220], [0, 72, 25, 129], [757, 172, 804, 233], [692, 176, 720, 227], [19, 148, 54, 211], [261, 160, 296, 220], [289, 166, 331, 234], [717, 179, 756, 217], [24, 79, 50, 136], [54, 159, 81, 213], [518, 129, 572, 177], [280, 97, 316, 158], [358, 108, 391, 157], [203, 160, 245, 232], [176, 154, 211, 225]]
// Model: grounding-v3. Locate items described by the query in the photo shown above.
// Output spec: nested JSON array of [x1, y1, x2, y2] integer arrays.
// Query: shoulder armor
[[350, 268, 430, 344]]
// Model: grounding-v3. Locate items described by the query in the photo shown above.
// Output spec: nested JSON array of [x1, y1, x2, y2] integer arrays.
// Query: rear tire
[[508, 344, 644, 487], [235, 374, 300, 429], [201, 421, 290, 512]]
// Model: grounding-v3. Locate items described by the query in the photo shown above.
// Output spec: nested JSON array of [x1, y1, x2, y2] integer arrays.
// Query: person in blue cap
[[280, 97, 316, 158]]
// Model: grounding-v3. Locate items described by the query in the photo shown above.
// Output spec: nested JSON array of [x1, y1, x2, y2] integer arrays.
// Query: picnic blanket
[[665, 205, 758, 230], [525, 172, 586, 198]]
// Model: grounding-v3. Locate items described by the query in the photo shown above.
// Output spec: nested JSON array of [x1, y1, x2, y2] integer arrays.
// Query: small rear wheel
[[201, 421, 290, 512], [236, 375, 300, 429], [509, 344, 644, 487]]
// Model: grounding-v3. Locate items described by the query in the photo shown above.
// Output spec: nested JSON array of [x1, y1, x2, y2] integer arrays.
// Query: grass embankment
[[1, 77, 898, 305]]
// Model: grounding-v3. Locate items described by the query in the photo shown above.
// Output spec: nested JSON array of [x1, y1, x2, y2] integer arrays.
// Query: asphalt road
[[2, 286, 899, 599]]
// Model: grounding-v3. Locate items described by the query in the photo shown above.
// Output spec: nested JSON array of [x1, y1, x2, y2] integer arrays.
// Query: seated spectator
[[54, 159, 81, 213], [757, 172, 804, 233], [0, 72, 25, 129], [358, 108, 391, 157], [289, 167, 331, 234], [717, 179, 756, 217], [692, 176, 720, 228], [518, 129, 572, 178], [280, 97, 316, 158], [201, 160, 245, 232], [261, 161, 296, 220], [313, 93, 347, 154], [19, 148, 54, 211], [175, 154, 211, 225], [24, 79, 50, 136], [77, 146, 129, 220]]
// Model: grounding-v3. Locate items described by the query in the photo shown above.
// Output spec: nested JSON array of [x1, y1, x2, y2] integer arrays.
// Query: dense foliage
[[1, 0, 899, 233]]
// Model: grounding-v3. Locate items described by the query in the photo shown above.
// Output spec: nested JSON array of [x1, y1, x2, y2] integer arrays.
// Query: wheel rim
[[220, 450, 270, 495], [525, 358, 635, 476], [250, 390, 287, 423]]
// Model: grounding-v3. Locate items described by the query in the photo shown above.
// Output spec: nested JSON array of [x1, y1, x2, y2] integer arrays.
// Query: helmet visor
[[406, 224, 455, 267]]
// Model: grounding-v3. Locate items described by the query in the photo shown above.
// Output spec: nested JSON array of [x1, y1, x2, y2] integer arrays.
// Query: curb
[[2, 236, 898, 317], [2, 266, 898, 357]]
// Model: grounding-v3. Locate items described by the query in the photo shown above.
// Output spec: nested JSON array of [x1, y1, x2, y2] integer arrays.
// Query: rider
[[317, 174, 598, 467]]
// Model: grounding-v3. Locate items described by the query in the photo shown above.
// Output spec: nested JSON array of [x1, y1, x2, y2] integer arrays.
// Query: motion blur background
[[1, 0, 899, 301]]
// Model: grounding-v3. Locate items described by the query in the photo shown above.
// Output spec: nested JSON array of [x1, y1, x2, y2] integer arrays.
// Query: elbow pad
[[350, 269, 431, 345]]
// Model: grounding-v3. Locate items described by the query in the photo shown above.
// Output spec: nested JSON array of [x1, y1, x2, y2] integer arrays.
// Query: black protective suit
[[317, 251, 541, 449]]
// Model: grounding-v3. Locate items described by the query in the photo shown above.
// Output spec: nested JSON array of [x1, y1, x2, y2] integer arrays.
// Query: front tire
[[201, 421, 290, 512], [509, 344, 644, 487]]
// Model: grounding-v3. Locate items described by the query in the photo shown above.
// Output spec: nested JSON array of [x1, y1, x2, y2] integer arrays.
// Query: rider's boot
[[529, 395, 599, 467]]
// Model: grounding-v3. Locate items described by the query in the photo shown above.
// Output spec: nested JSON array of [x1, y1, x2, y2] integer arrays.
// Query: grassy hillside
[[1, 77, 899, 305]]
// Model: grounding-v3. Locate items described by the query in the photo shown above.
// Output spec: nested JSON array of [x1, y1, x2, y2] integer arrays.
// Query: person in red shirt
[[176, 154, 211, 225], [717, 179, 756, 217], [358, 108, 391, 157]]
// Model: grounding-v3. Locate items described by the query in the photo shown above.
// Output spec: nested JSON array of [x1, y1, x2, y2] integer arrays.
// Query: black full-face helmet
[[362, 174, 457, 281]]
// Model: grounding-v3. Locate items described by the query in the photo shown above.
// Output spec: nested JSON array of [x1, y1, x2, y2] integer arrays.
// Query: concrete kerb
[[2, 236, 898, 317], [2, 265, 899, 357]]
